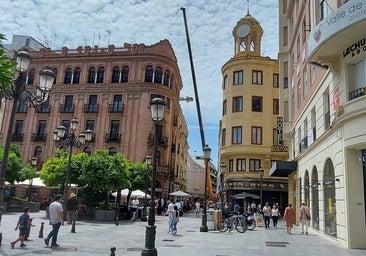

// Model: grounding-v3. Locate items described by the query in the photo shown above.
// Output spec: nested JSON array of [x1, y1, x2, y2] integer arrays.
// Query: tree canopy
[[0, 34, 16, 96], [0, 144, 24, 184]]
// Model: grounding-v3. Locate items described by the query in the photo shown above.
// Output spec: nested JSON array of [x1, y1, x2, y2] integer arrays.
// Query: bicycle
[[218, 213, 247, 233]]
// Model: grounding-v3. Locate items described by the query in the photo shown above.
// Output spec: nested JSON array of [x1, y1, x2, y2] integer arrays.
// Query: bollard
[[38, 222, 44, 238], [110, 247, 116, 256], [0, 232, 2, 246], [71, 216, 76, 233]]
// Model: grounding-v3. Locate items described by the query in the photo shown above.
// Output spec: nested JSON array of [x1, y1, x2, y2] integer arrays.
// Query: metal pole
[[141, 120, 158, 256], [141, 169, 148, 222], [63, 132, 74, 201], [260, 176, 263, 207], [200, 157, 209, 232], [0, 76, 22, 207]]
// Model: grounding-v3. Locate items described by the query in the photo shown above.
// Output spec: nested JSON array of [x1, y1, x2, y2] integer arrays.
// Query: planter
[[93, 209, 115, 221]]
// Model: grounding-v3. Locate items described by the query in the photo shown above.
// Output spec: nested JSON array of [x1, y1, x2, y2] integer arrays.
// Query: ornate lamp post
[[220, 162, 227, 210], [258, 167, 264, 207], [141, 154, 152, 222], [200, 145, 212, 232], [141, 98, 165, 256], [53, 117, 93, 200], [27, 157, 39, 201], [0, 51, 55, 207]]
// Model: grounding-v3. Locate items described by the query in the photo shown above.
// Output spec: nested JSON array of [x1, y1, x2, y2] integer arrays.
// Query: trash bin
[[207, 209, 215, 231], [214, 210, 223, 230]]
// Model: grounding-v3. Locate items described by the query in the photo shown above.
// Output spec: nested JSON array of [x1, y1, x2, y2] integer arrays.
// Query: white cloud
[[1, 0, 278, 165]]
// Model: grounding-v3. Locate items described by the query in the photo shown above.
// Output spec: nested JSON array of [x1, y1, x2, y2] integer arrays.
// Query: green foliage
[[18, 165, 38, 182], [0, 144, 24, 183], [0, 34, 16, 96]]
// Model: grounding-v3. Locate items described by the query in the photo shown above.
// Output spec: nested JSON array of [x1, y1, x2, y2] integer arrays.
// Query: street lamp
[[27, 157, 39, 201], [141, 98, 165, 256], [0, 51, 55, 208], [141, 154, 152, 222], [258, 167, 264, 207], [220, 162, 227, 210], [53, 117, 93, 201], [200, 144, 212, 232]]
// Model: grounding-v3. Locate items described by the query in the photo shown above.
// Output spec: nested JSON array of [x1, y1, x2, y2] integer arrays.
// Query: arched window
[[109, 147, 117, 155], [121, 66, 129, 83], [88, 67, 96, 83], [163, 70, 170, 86], [154, 67, 163, 84], [27, 69, 35, 85], [97, 67, 104, 83], [34, 146, 42, 157], [83, 146, 92, 156], [111, 66, 120, 83], [323, 158, 336, 237], [73, 67, 81, 84], [64, 68, 72, 84], [145, 65, 153, 82]]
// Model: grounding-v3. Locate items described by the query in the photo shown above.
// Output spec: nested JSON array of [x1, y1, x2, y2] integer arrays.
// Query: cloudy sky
[[1, 0, 279, 166]]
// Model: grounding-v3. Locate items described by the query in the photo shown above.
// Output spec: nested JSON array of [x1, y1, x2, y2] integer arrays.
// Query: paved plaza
[[0, 210, 365, 255]]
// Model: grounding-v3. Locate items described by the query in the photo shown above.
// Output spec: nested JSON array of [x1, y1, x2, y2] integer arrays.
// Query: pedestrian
[[11, 207, 35, 249], [250, 201, 256, 214], [223, 203, 230, 218], [234, 202, 240, 213], [66, 192, 79, 224], [262, 202, 271, 229], [130, 196, 139, 221], [300, 201, 311, 235], [195, 200, 200, 217], [271, 204, 280, 229], [170, 205, 180, 235], [44, 194, 64, 247], [167, 199, 175, 233], [283, 203, 296, 234]]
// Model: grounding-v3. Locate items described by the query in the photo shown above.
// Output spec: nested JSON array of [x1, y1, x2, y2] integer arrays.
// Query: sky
[[1, 0, 279, 166]]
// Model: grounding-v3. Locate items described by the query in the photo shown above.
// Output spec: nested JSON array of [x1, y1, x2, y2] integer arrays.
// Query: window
[[223, 75, 228, 89], [222, 100, 227, 116], [229, 159, 234, 172], [121, 66, 129, 83], [232, 126, 242, 144], [34, 146, 42, 157], [14, 120, 23, 136], [86, 120, 95, 132], [88, 67, 96, 83], [112, 66, 120, 83], [64, 68, 72, 84], [73, 68, 81, 84], [283, 26, 288, 46], [63, 95, 74, 112], [113, 95, 123, 112], [37, 120, 46, 136], [233, 71, 243, 85], [96, 67, 104, 83], [283, 61, 288, 89], [52, 68, 57, 84], [251, 126, 262, 144], [252, 70, 263, 85], [88, 95, 98, 112], [233, 96, 243, 112], [249, 159, 261, 171], [320, 0, 331, 21], [273, 73, 279, 88], [145, 65, 153, 82], [303, 67, 309, 97], [154, 67, 163, 84], [273, 129, 278, 146], [27, 69, 35, 85], [163, 70, 170, 86], [221, 128, 226, 146], [273, 99, 279, 114], [237, 159, 246, 171], [252, 96, 263, 112], [110, 120, 120, 140], [109, 147, 117, 155]]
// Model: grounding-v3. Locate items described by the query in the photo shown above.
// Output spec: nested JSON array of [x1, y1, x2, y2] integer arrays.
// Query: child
[[11, 207, 35, 249]]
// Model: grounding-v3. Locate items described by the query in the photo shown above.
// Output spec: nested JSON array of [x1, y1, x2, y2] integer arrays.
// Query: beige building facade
[[278, 0, 366, 249], [219, 10, 289, 211], [1, 38, 190, 199]]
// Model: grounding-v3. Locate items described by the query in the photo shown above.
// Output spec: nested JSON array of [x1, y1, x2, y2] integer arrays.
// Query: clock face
[[236, 24, 250, 38]]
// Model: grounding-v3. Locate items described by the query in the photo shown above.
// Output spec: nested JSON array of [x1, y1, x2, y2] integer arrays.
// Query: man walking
[[45, 194, 64, 247], [300, 201, 311, 235]]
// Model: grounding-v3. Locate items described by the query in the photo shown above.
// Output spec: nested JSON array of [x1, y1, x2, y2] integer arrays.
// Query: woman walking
[[170, 205, 180, 235], [283, 203, 295, 234]]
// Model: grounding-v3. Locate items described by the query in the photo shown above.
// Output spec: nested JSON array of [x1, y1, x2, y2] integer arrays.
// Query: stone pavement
[[0, 210, 365, 255]]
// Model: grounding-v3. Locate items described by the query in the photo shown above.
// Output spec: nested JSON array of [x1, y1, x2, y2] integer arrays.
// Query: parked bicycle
[[218, 213, 247, 233], [244, 213, 256, 230]]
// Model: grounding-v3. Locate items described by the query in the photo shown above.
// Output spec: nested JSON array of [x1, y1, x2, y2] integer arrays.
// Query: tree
[[18, 165, 38, 201], [0, 144, 24, 184], [0, 34, 16, 96], [125, 162, 150, 205]]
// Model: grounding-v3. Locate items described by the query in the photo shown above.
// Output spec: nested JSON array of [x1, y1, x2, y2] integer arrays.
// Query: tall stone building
[[0, 38, 189, 199], [219, 9, 289, 210], [278, 0, 366, 248]]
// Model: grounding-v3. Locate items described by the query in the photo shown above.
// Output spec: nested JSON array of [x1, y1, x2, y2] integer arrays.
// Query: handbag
[[306, 213, 311, 221]]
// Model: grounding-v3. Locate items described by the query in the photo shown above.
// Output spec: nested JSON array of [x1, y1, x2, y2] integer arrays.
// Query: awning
[[269, 161, 297, 177]]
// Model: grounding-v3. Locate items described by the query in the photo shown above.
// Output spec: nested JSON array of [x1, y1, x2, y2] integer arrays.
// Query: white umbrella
[[112, 189, 150, 199], [169, 191, 192, 197]]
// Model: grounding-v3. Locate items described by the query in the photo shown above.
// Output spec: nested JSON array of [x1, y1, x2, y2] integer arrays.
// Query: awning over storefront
[[269, 161, 297, 177]]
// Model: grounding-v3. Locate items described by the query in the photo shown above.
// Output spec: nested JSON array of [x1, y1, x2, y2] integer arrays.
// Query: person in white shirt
[[262, 202, 272, 229], [167, 199, 175, 233], [130, 196, 139, 221], [44, 194, 64, 247], [271, 204, 280, 229], [195, 201, 201, 217]]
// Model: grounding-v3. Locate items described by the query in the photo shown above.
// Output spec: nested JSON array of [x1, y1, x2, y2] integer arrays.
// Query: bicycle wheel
[[218, 220, 229, 232], [234, 218, 247, 233], [246, 219, 256, 230]]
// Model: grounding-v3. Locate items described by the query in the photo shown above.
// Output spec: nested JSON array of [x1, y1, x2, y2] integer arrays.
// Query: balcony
[[147, 134, 168, 147], [349, 87, 366, 101], [308, 1, 366, 68], [105, 133, 121, 143], [32, 133, 47, 142], [16, 105, 27, 113], [84, 104, 99, 113], [156, 166, 170, 176], [11, 133, 23, 142], [59, 104, 74, 113], [108, 103, 124, 113], [35, 104, 51, 113]]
